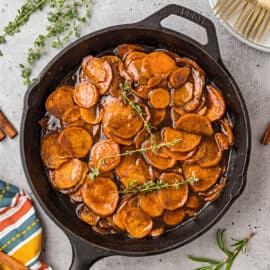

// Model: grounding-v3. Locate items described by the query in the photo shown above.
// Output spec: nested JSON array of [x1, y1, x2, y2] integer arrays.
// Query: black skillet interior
[[20, 4, 251, 270]]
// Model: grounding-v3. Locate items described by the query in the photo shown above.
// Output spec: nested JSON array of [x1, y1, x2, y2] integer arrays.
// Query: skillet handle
[[66, 232, 113, 270], [137, 4, 221, 61]]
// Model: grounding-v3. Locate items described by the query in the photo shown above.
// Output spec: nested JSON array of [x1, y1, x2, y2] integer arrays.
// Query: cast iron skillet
[[20, 5, 251, 270]]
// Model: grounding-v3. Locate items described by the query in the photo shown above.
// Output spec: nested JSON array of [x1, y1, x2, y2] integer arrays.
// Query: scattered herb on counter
[[0, 0, 93, 84], [119, 177, 199, 195], [261, 123, 270, 145], [188, 229, 255, 270]]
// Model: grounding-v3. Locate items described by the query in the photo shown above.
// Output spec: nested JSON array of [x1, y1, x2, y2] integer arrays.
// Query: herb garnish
[[119, 177, 199, 195], [119, 82, 155, 141], [188, 229, 255, 270], [88, 138, 182, 180]]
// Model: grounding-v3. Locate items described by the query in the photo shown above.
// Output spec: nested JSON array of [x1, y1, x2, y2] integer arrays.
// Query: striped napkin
[[0, 179, 51, 270]]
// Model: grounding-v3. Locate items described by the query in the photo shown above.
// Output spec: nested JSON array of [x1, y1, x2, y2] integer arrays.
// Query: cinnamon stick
[[0, 251, 28, 270], [0, 129, 5, 141], [0, 110, 17, 139], [261, 123, 270, 145]]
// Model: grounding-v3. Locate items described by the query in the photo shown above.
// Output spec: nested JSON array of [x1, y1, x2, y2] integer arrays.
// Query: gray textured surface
[[0, 0, 269, 269]]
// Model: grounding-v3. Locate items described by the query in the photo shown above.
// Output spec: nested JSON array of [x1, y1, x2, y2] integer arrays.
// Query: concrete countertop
[[0, 0, 269, 269]]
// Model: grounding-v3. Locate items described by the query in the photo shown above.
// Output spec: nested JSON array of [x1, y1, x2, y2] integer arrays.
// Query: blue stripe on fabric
[[0, 180, 20, 208], [0, 180, 20, 194], [27, 258, 40, 268], [0, 213, 41, 253]]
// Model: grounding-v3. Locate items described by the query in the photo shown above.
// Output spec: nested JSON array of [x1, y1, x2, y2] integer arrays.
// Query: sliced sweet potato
[[131, 85, 150, 99], [126, 57, 145, 82], [82, 56, 113, 94], [115, 44, 145, 59], [147, 74, 164, 88], [80, 105, 104, 124], [58, 127, 93, 158], [134, 129, 149, 148], [176, 114, 213, 136], [115, 153, 138, 178], [124, 207, 153, 239], [183, 70, 204, 112], [158, 173, 189, 210], [82, 177, 119, 216], [215, 132, 230, 150], [149, 88, 170, 109], [183, 164, 222, 192], [90, 140, 120, 172], [139, 192, 164, 217], [142, 51, 176, 78], [113, 199, 130, 230], [62, 120, 85, 129], [103, 100, 143, 139], [163, 147, 197, 161], [172, 82, 193, 107], [197, 136, 223, 168], [125, 51, 146, 67], [50, 158, 88, 190], [69, 187, 83, 202], [101, 55, 121, 64], [150, 108, 166, 127], [176, 57, 205, 77], [103, 126, 133, 145], [185, 194, 201, 209], [163, 127, 201, 152], [205, 85, 226, 122], [108, 62, 124, 98], [163, 208, 185, 226], [150, 227, 164, 237], [197, 106, 207, 116], [41, 133, 70, 169], [61, 105, 81, 124], [169, 67, 191, 88], [74, 81, 99, 108], [143, 141, 176, 170], [45, 86, 74, 118], [220, 118, 234, 146], [194, 94, 206, 113], [78, 205, 100, 225], [84, 123, 100, 138]]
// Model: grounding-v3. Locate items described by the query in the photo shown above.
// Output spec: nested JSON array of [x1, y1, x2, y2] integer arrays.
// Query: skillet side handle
[[136, 4, 221, 62], [67, 232, 113, 270]]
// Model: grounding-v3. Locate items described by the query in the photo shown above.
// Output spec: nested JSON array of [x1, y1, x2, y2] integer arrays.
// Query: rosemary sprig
[[88, 138, 182, 180], [119, 82, 155, 140], [119, 177, 199, 195], [188, 229, 255, 270]]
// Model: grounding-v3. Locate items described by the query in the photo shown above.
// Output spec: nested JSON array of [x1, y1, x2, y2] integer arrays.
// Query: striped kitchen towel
[[0, 179, 51, 270]]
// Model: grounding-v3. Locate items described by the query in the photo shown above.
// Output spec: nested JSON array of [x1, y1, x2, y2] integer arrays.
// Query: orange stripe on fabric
[[0, 196, 20, 215]]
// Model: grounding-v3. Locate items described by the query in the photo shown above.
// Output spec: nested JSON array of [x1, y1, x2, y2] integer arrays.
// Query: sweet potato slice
[[163, 208, 185, 226], [197, 136, 223, 168], [183, 164, 222, 192], [197, 106, 207, 116], [185, 194, 201, 209], [125, 51, 146, 67], [205, 85, 226, 122], [78, 205, 100, 226], [139, 192, 164, 217], [50, 158, 88, 190], [172, 82, 193, 107], [142, 51, 176, 78], [69, 187, 83, 202], [101, 55, 121, 64], [113, 199, 130, 230], [147, 74, 164, 88], [149, 88, 170, 109], [131, 85, 150, 99], [169, 67, 191, 88], [45, 86, 74, 118], [215, 132, 230, 150], [176, 57, 205, 77], [82, 56, 112, 94], [150, 108, 166, 127], [124, 207, 153, 239], [115, 44, 145, 59], [41, 133, 70, 169], [62, 105, 81, 124], [58, 127, 93, 158], [220, 118, 234, 146], [143, 141, 176, 170], [134, 129, 149, 148], [74, 81, 99, 108], [183, 70, 204, 112], [163, 147, 197, 161], [108, 62, 124, 98], [158, 173, 188, 211], [126, 58, 145, 82], [115, 153, 138, 178], [103, 100, 143, 139], [90, 140, 120, 172], [176, 114, 213, 136], [150, 227, 164, 237], [103, 126, 133, 145], [82, 177, 119, 216], [163, 127, 201, 152], [80, 105, 103, 124]]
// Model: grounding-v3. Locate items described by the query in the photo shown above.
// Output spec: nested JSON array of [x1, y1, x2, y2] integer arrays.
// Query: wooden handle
[[0, 111, 17, 139], [0, 251, 28, 270]]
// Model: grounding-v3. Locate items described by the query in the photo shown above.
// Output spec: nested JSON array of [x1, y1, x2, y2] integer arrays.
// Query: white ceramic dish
[[209, 0, 270, 53]]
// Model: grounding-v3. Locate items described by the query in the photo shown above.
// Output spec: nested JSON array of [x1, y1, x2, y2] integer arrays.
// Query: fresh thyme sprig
[[119, 177, 199, 195], [119, 82, 155, 140], [188, 229, 255, 270], [88, 138, 182, 180]]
